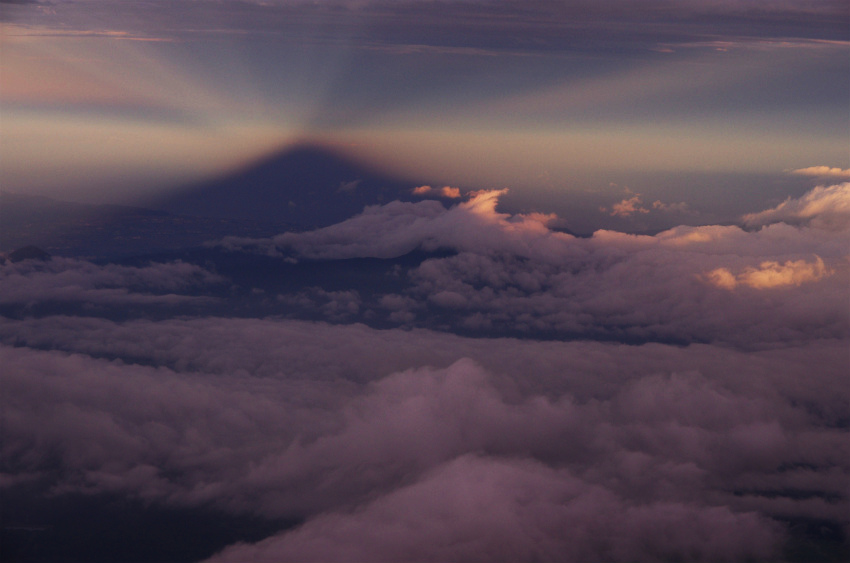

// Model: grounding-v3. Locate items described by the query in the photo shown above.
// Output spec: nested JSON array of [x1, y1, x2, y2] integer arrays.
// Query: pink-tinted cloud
[[705, 256, 831, 290], [411, 185, 462, 199], [602, 195, 693, 217], [742, 182, 850, 231], [3, 183, 849, 561], [790, 166, 850, 179], [602, 194, 650, 217], [214, 186, 849, 345]]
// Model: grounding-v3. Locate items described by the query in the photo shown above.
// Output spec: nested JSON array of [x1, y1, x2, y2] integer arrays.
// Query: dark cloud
[[6, 0, 847, 50]]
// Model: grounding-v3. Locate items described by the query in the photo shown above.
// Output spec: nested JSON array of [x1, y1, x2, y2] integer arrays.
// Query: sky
[[1, 2, 849, 562], [1, 0, 848, 229]]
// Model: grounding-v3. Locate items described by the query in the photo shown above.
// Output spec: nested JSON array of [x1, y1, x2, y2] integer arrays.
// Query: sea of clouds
[[2, 183, 848, 562]]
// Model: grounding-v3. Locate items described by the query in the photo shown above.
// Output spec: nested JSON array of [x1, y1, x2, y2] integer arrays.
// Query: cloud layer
[[2, 317, 847, 561], [2, 182, 848, 561], [218, 186, 850, 346]]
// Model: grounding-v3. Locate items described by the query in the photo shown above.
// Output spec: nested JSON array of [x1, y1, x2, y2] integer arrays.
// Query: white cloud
[[790, 166, 850, 179], [742, 183, 850, 231]]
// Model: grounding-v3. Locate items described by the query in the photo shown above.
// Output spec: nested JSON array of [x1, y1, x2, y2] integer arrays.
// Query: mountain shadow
[[151, 143, 428, 229], [0, 192, 291, 259]]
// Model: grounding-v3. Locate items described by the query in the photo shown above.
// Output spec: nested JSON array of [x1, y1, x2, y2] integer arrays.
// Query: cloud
[[652, 199, 694, 214], [227, 189, 567, 261], [411, 185, 462, 199], [705, 256, 831, 290], [210, 186, 849, 345], [2, 318, 846, 560], [605, 194, 650, 217], [3, 183, 849, 561], [206, 455, 781, 563], [742, 183, 850, 231], [790, 166, 850, 179], [602, 195, 694, 217], [0, 257, 222, 307]]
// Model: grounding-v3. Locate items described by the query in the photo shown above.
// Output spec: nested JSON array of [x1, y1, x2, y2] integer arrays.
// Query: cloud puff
[[742, 183, 850, 231], [790, 166, 850, 179], [412, 185, 462, 199], [602, 194, 693, 217], [705, 256, 831, 290], [604, 194, 650, 217]]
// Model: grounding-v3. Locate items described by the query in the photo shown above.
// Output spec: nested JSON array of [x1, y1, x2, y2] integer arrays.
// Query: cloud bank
[[217, 186, 849, 346], [2, 182, 848, 561], [2, 318, 846, 561], [0, 258, 221, 307]]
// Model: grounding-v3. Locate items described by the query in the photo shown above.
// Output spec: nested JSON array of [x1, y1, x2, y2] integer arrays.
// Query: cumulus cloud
[[742, 183, 850, 231], [790, 166, 850, 179], [412, 185, 462, 199]]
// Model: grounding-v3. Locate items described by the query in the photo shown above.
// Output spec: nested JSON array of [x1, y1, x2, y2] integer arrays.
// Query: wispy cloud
[[790, 166, 850, 179]]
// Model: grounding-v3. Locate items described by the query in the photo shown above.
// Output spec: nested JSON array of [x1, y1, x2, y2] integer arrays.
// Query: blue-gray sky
[[1, 0, 848, 229]]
